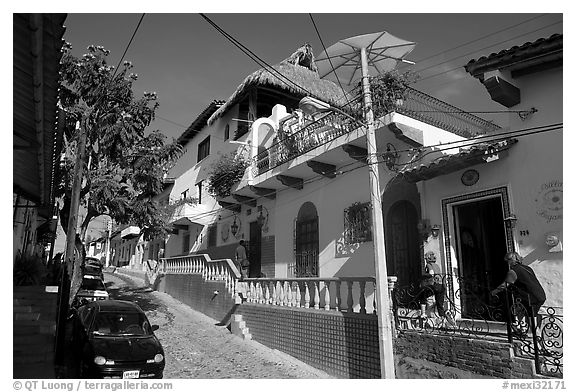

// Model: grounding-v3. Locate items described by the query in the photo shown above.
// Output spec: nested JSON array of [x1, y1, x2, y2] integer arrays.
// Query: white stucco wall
[[163, 108, 247, 258], [420, 66, 563, 307]]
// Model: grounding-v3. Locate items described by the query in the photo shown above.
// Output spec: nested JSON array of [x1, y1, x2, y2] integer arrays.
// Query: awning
[[399, 138, 518, 183], [171, 217, 209, 232]]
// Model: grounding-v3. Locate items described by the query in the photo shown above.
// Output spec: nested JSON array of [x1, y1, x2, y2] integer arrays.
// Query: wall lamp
[[230, 215, 240, 237], [256, 205, 269, 232], [431, 224, 441, 238]]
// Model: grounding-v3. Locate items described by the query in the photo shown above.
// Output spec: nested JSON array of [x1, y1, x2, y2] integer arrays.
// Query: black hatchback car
[[71, 300, 165, 379]]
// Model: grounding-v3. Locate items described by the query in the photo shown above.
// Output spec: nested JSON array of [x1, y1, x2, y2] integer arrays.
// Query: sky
[[60, 11, 564, 142]]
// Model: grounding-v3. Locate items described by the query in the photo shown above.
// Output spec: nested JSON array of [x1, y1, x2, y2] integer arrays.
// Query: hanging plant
[[357, 70, 418, 118], [206, 152, 249, 199]]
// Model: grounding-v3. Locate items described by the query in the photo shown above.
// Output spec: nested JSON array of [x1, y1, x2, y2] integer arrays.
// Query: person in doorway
[[234, 240, 249, 279], [491, 251, 547, 331], [423, 252, 448, 321]]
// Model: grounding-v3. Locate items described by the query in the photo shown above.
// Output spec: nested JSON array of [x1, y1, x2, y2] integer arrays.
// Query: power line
[[407, 14, 548, 66], [174, 122, 562, 223], [413, 20, 562, 83], [200, 14, 312, 97], [418, 47, 562, 84], [111, 14, 146, 80], [308, 14, 352, 109]]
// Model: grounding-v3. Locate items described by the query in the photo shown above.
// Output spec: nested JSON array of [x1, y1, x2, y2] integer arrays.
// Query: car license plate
[[123, 370, 139, 379]]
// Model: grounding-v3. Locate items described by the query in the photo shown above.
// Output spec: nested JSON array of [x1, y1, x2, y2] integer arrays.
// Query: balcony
[[251, 87, 501, 181]]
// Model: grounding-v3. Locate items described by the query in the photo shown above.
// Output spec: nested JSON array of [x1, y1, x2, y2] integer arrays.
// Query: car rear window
[[92, 311, 153, 336], [81, 278, 106, 291]]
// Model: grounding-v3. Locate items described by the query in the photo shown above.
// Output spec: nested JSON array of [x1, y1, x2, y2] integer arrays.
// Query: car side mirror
[[151, 325, 159, 331]]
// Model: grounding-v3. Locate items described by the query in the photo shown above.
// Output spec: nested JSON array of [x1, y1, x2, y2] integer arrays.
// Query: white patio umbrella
[[316, 32, 416, 379], [316, 31, 416, 86]]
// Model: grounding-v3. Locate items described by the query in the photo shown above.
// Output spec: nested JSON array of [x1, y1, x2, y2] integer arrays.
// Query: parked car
[[83, 256, 104, 277], [70, 300, 165, 379], [82, 263, 104, 281], [74, 276, 109, 305]]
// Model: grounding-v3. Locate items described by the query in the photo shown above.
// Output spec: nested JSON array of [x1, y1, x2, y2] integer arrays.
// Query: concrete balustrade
[[242, 278, 377, 314], [162, 254, 241, 299]]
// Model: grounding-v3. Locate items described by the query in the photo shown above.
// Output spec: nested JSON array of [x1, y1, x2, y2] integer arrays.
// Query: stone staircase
[[230, 314, 252, 340], [13, 285, 59, 378]]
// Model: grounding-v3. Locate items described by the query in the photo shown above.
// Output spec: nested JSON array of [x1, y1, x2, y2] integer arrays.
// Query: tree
[[57, 43, 185, 303]]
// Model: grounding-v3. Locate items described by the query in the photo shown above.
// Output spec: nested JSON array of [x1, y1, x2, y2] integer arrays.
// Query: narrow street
[[103, 272, 332, 379]]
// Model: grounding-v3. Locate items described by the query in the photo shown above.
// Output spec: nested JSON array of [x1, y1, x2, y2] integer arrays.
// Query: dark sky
[[62, 12, 563, 141]]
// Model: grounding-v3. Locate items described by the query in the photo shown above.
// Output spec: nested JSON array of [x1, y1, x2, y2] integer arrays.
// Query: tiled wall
[[237, 304, 381, 378], [160, 274, 237, 324], [158, 274, 538, 379]]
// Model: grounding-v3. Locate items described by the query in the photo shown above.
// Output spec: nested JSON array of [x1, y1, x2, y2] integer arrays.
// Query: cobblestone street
[[105, 272, 332, 379]]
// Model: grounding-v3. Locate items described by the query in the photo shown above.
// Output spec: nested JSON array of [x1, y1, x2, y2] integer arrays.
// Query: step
[[14, 312, 41, 321], [13, 286, 59, 295], [13, 298, 58, 307], [13, 334, 54, 346], [14, 364, 55, 379], [13, 308, 57, 319], [13, 351, 54, 364], [12, 345, 54, 362], [13, 320, 56, 336]]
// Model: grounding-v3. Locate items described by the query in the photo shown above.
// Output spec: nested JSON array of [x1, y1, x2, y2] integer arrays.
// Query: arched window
[[294, 202, 319, 277]]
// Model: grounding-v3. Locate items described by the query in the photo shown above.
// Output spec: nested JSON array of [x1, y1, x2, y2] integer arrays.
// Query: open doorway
[[452, 196, 509, 317], [249, 221, 262, 278]]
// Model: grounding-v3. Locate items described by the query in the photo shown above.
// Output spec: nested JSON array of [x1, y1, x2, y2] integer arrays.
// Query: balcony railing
[[393, 87, 501, 138], [253, 110, 357, 176], [252, 88, 501, 177]]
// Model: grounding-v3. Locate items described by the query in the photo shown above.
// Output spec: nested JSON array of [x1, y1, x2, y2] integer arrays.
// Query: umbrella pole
[[360, 46, 396, 379]]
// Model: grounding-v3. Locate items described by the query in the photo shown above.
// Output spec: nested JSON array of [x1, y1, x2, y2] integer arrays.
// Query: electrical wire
[[418, 47, 563, 85], [407, 14, 548, 66], [111, 14, 146, 80], [413, 20, 562, 83], [170, 122, 562, 223], [308, 13, 353, 109]]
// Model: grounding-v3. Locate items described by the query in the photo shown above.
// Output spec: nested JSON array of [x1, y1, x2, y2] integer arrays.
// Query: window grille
[[344, 202, 372, 244]]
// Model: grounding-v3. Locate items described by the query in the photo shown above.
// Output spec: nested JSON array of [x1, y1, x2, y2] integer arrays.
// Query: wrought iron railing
[[252, 88, 500, 177], [287, 250, 319, 278], [385, 87, 501, 138], [392, 274, 563, 377], [253, 111, 357, 176]]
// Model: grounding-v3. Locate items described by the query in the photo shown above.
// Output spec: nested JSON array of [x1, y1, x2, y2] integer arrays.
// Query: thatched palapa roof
[[207, 44, 350, 125]]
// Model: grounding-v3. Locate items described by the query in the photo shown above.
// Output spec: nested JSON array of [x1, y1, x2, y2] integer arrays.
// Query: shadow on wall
[[333, 242, 375, 277]]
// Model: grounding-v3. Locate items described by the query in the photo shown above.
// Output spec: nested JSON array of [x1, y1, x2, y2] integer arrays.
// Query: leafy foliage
[[13, 253, 45, 286], [356, 70, 419, 118], [57, 44, 184, 241], [206, 152, 250, 199]]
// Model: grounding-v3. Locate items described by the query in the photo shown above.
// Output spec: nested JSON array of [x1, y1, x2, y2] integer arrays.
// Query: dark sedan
[[71, 300, 165, 379]]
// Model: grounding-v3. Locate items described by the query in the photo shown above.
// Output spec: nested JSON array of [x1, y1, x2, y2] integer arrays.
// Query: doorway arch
[[385, 200, 421, 287]]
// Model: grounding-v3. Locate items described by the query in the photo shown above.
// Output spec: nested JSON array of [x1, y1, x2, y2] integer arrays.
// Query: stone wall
[[394, 331, 537, 378], [159, 274, 238, 325]]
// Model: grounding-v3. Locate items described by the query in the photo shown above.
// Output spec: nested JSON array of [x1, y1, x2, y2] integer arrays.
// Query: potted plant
[[361, 70, 418, 118]]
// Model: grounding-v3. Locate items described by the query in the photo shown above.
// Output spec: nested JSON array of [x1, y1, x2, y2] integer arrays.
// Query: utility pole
[[105, 219, 112, 267], [361, 46, 396, 379]]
